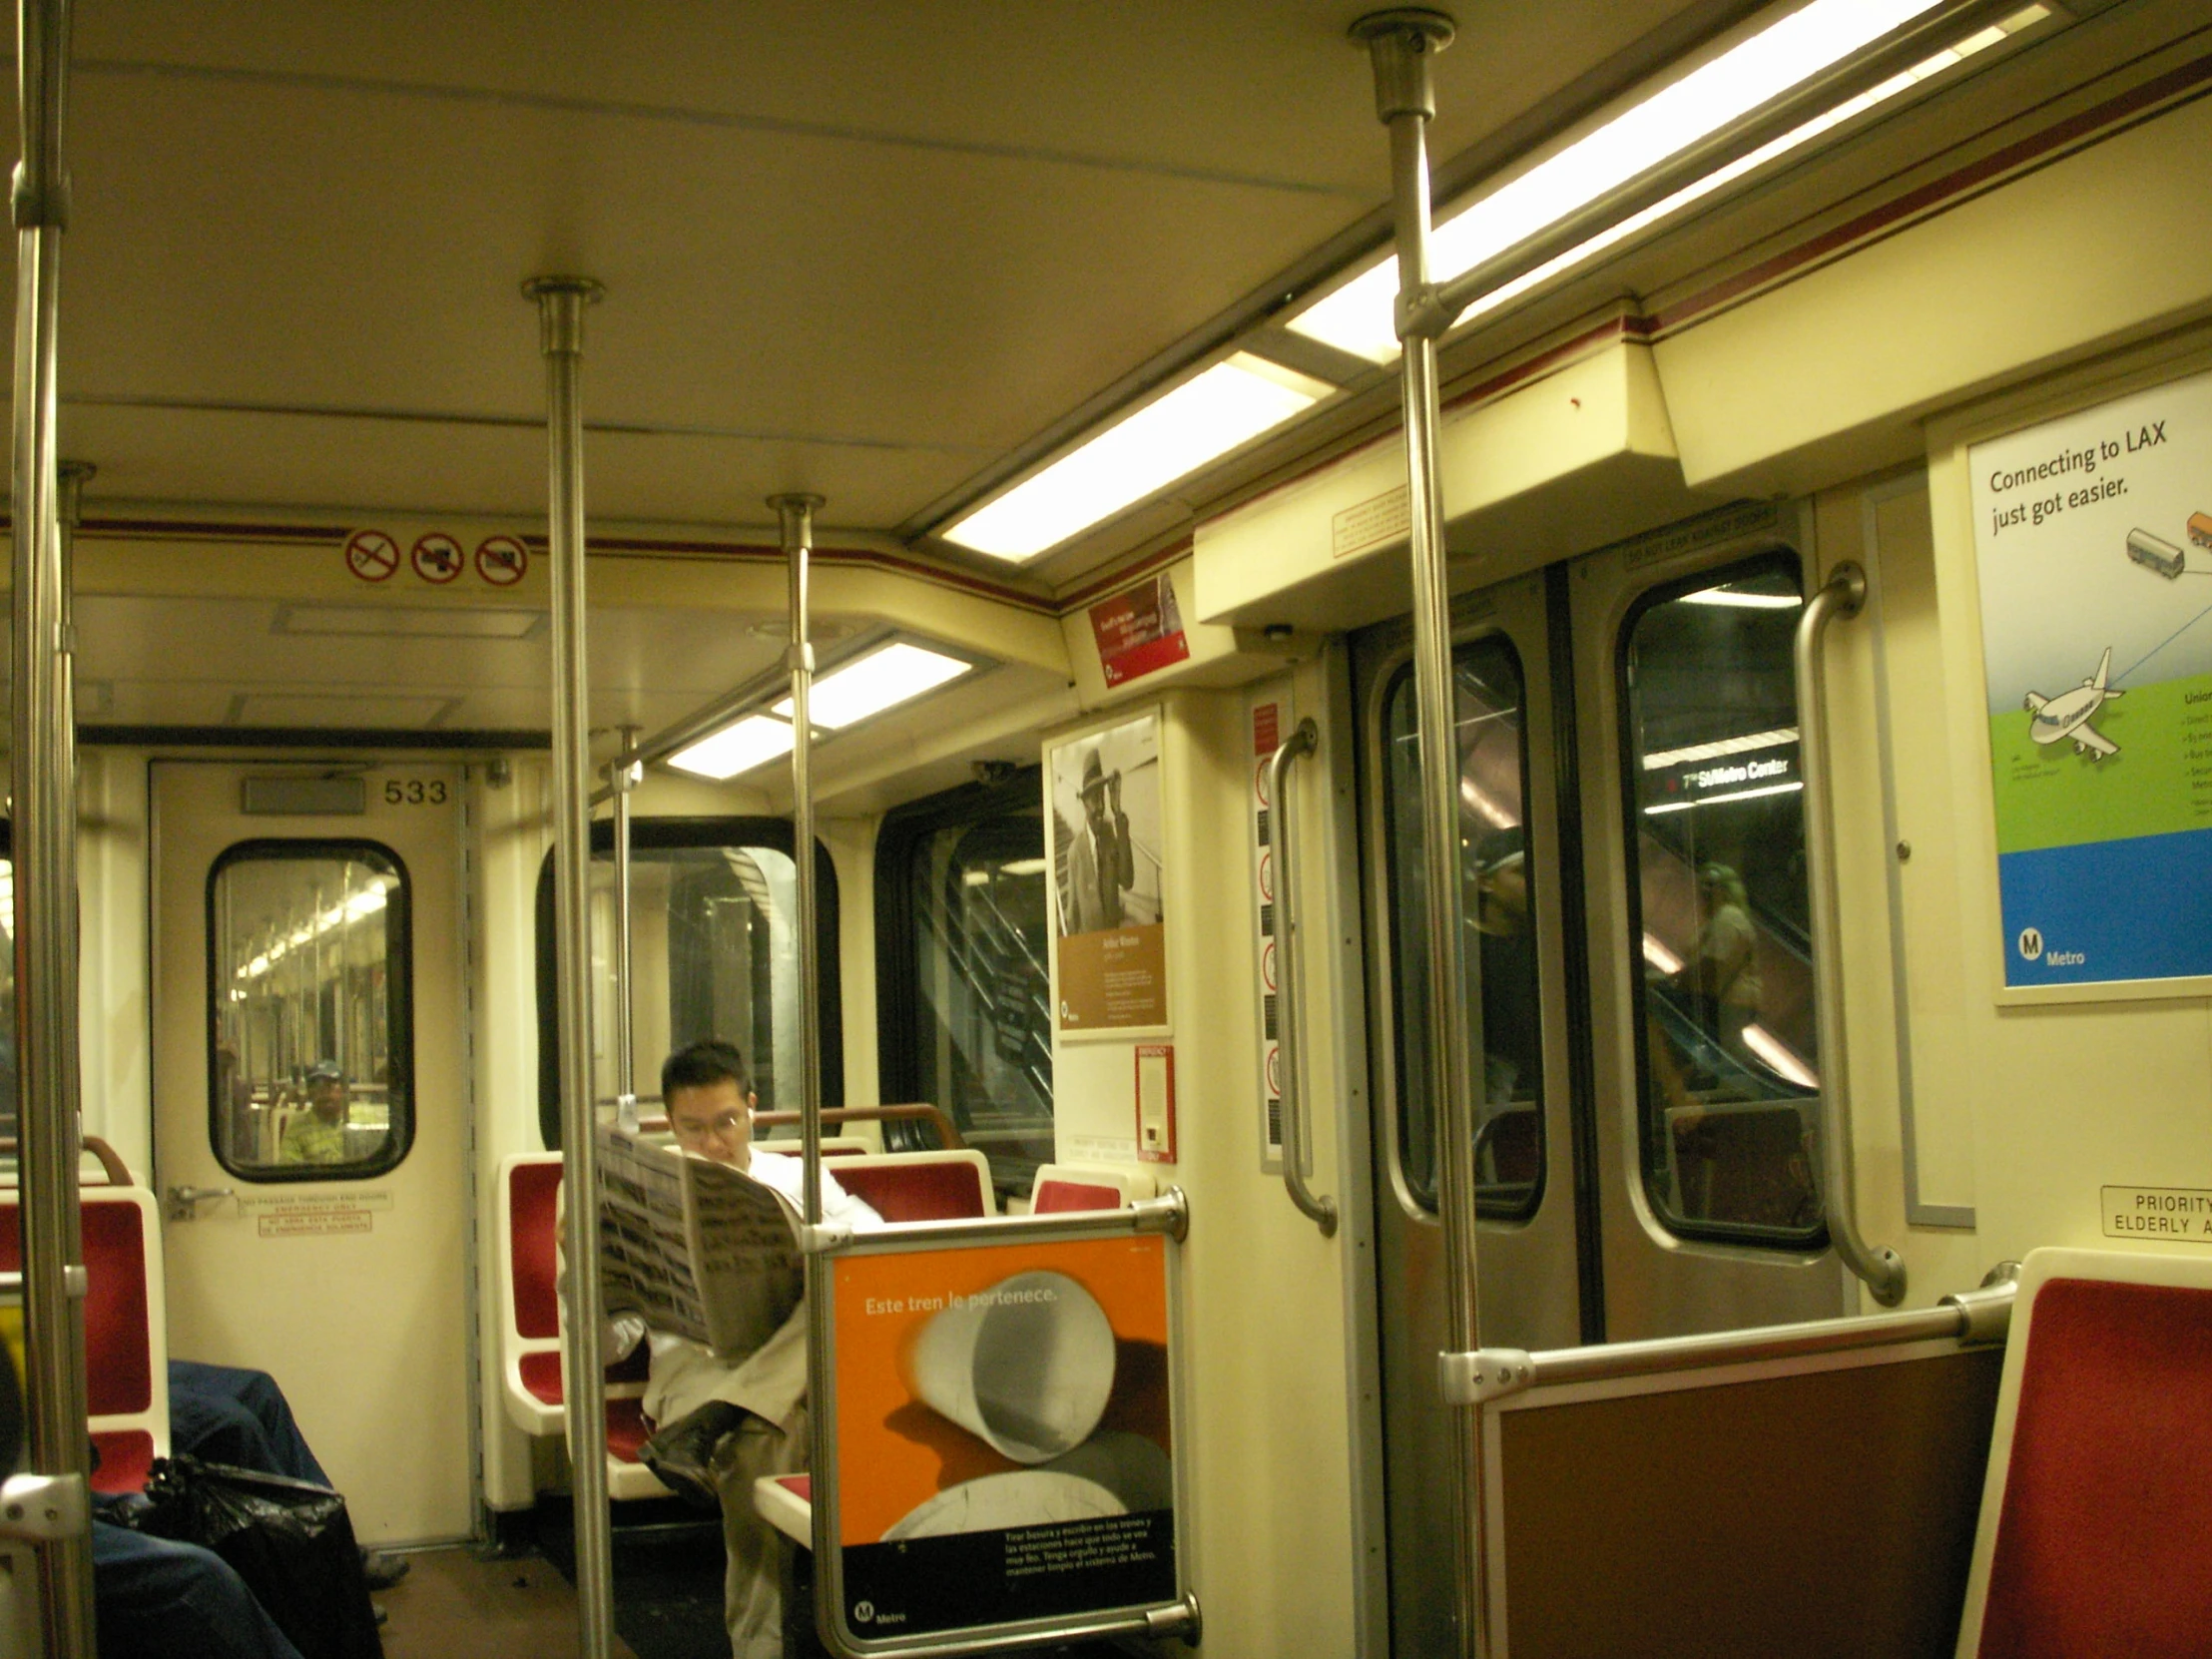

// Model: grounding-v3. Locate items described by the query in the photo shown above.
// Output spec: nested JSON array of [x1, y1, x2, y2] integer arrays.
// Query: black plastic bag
[[135, 1453, 382, 1659]]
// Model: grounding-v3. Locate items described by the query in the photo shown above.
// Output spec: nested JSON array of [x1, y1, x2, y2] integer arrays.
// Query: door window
[[535, 822, 840, 1147], [1381, 637, 1544, 1219], [876, 771, 1053, 1198], [1618, 555, 1824, 1245], [208, 840, 412, 1180]]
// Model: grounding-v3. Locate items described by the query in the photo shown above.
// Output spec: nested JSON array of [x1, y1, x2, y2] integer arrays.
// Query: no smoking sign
[[343, 529, 400, 582]]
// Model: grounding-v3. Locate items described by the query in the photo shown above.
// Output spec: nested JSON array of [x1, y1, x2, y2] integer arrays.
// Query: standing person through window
[[621, 1039, 880, 1658]]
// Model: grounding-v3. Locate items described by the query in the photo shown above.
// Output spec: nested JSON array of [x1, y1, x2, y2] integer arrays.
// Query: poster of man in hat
[[1049, 713, 1165, 1032]]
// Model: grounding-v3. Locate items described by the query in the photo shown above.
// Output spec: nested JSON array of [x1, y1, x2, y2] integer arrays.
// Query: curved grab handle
[[1794, 562, 1906, 1307], [1267, 719, 1338, 1239]]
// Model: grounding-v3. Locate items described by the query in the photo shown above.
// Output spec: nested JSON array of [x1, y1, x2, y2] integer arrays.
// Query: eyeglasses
[[671, 1110, 746, 1141]]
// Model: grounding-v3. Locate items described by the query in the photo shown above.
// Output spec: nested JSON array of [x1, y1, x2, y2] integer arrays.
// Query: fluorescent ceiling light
[[771, 642, 972, 729], [1681, 586, 1803, 609], [942, 352, 1331, 561], [1291, 1, 2048, 362], [668, 715, 796, 782], [1643, 727, 1799, 771]]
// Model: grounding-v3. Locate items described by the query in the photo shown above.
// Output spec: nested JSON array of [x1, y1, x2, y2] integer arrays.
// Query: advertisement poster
[[1089, 574, 1191, 689], [1050, 713, 1167, 1031], [1970, 367, 2212, 989], [828, 1235, 1177, 1640]]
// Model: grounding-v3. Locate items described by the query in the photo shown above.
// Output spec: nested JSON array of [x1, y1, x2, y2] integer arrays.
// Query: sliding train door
[[1358, 514, 1852, 1655], [1568, 517, 1850, 1340], [151, 761, 474, 1545], [1354, 570, 1586, 1659]]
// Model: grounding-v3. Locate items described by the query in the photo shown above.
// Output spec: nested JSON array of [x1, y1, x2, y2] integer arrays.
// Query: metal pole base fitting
[[1437, 1347, 1534, 1406], [522, 276, 606, 354], [0, 1472, 88, 1543], [1350, 9, 1455, 123]]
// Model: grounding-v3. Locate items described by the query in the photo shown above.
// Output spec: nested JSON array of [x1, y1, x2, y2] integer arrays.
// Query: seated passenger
[[93, 1513, 307, 1659], [624, 1039, 880, 1659], [167, 1359, 409, 1592], [276, 1062, 349, 1166]]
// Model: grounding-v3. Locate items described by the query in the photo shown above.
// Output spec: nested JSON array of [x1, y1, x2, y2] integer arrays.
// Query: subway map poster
[[1971, 367, 2212, 990]]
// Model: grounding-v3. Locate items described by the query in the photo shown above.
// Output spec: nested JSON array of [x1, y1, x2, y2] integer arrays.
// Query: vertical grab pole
[[1794, 564, 1907, 1307], [1353, 12, 1490, 1658], [9, 0, 95, 1643], [775, 493, 842, 1643], [611, 724, 640, 1132], [773, 493, 827, 1223], [525, 274, 615, 1659]]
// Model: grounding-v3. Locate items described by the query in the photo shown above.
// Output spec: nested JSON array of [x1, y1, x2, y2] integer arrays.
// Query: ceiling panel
[[0, 0, 1716, 544]]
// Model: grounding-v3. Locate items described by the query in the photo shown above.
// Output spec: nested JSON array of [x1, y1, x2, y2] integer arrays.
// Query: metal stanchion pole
[[6, 0, 94, 1642], [772, 492, 842, 1641], [611, 724, 640, 1131], [525, 274, 614, 1659], [1352, 12, 1489, 1658]]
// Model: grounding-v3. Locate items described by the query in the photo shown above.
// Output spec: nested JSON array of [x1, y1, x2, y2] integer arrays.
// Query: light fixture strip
[[1293, 0, 2047, 360], [940, 352, 1331, 562]]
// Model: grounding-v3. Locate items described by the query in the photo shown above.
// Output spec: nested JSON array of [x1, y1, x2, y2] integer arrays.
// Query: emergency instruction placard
[[1970, 367, 2212, 989]]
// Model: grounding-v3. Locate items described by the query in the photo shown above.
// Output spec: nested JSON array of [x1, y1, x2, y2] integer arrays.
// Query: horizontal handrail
[[1439, 1276, 2013, 1405], [753, 1102, 964, 1150], [0, 1136, 132, 1187], [818, 1187, 1188, 1253]]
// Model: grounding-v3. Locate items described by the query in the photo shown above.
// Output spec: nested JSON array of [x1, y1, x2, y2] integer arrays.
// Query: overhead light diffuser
[[1291, 0, 2047, 362], [943, 352, 1331, 561], [771, 642, 972, 729], [668, 715, 796, 782]]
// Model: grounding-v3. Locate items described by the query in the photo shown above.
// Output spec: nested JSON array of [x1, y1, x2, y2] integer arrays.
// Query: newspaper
[[595, 1124, 806, 1360]]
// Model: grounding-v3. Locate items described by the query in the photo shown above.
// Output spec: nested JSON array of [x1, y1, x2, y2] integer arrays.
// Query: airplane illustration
[[2023, 647, 2123, 760]]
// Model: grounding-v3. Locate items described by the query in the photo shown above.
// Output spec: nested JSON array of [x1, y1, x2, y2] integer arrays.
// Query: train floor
[[433, 1496, 1136, 1659]]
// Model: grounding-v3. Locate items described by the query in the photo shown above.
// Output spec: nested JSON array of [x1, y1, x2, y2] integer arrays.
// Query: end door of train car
[[150, 761, 473, 1545]]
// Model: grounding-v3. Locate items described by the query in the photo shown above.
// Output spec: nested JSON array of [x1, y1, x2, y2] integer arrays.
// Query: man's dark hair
[[662, 1038, 753, 1103]]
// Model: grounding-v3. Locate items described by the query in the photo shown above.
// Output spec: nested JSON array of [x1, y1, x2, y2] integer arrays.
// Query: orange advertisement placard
[[827, 1234, 1176, 1639]]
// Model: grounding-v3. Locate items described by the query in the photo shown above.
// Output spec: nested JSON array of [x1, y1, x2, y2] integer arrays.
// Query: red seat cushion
[[606, 1397, 651, 1463], [1034, 1179, 1121, 1215], [91, 1429, 155, 1495], [778, 1474, 812, 1500], [509, 1162, 563, 1341], [833, 1162, 985, 1222], [1979, 1277, 2212, 1656], [0, 1198, 154, 1417], [519, 1343, 652, 1405]]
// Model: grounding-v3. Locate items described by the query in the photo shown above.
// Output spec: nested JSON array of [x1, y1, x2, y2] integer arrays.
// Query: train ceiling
[[0, 1, 1746, 574]]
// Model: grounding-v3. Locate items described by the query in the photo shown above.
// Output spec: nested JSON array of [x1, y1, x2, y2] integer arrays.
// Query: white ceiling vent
[[275, 604, 543, 640], [229, 692, 459, 729]]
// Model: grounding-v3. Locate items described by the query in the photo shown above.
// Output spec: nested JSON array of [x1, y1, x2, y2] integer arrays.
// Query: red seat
[[831, 1153, 993, 1222], [1958, 1249, 2212, 1655], [0, 1188, 169, 1493]]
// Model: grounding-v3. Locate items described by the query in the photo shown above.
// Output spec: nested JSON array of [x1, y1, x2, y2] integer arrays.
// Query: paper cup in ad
[[899, 1270, 1116, 1462]]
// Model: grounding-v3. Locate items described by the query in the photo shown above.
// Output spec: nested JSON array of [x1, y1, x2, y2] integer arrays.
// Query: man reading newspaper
[[601, 1039, 880, 1658]]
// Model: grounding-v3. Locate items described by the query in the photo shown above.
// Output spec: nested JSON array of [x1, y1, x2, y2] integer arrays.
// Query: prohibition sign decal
[[475, 535, 528, 587], [343, 529, 400, 583], [412, 532, 464, 584]]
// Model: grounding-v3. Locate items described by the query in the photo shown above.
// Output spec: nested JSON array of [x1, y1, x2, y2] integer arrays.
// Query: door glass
[[1619, 556, 1824, 1245], [904, 808, 1053, 1194], [538, 830, 837, 1145], [1382, 637, 1543, 1218], [209, 842, 411, 1179]]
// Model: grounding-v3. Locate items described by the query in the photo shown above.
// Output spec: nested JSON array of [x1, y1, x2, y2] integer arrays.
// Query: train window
[[1381, 638, 1544, 1220], [207, 840, 413, 1181], [534, 820, 840, 1149], [876, 770, 1052, 1198], [1618, 554, 1825, 1248]]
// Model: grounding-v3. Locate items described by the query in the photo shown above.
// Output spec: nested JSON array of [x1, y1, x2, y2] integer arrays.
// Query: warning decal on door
[[240, 1189, 392, 1237]]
